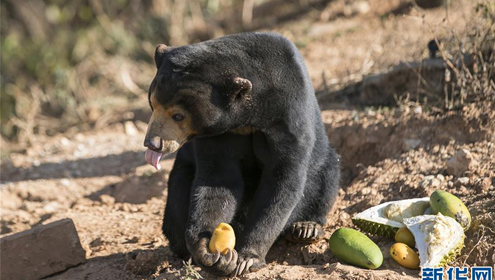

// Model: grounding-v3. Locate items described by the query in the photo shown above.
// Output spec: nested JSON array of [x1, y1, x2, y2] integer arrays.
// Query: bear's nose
[[144, 136, 163, 152]]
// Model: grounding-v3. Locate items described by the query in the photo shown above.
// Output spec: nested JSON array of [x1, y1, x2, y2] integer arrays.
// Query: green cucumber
[[329, 228, 383, 269]]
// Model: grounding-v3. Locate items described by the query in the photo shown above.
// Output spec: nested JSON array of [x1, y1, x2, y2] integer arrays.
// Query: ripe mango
[[390, 243, 420, 270], [395, 227, 415, 248], [430, 190, 471, 230], [209, 223, 235, 254], [329, 228, 383, 269]]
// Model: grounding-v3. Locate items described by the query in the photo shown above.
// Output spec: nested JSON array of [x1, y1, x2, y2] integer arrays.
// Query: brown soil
[[2, 0, 493, 279]]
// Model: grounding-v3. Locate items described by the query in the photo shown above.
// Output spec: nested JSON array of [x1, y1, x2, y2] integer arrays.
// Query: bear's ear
[[231, 77, 252, 98], [154, 44, 169, 69]]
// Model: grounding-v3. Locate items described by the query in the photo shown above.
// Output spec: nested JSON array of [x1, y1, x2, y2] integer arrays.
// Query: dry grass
[[428, 1, 495, 109]]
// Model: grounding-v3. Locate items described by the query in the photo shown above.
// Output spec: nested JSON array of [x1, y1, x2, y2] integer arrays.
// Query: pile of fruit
[[329, 190, 471, 270], [207, 190, 470, 272]]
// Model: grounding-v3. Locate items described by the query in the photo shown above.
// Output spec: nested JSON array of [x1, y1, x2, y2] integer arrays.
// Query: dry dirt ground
[[1, 0, 494, 279]]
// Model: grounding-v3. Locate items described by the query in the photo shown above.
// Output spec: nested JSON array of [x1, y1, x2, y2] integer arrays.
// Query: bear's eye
[[172, 113, 185, 122]]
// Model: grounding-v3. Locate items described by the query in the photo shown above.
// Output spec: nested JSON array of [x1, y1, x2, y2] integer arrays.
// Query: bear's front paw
[[232, 252, 266, 277], [191, 237, 238, 276]]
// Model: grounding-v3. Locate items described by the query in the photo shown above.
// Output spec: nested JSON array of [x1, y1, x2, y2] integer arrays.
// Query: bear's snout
[[144, 136, 163, 152]]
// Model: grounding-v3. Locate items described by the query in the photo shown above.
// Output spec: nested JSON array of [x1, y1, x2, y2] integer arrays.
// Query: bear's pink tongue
[[145, 148, 163, 171]]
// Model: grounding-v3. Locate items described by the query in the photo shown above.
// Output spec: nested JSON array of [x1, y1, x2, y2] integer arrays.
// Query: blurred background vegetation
[[1, 0, 333, 149], [1, 0, 493, 153]]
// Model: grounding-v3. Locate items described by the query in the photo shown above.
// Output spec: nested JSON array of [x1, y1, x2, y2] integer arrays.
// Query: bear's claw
[[191, 238, 238, 275], [232, 254, 265, 277], [285, 221, 324, 244]]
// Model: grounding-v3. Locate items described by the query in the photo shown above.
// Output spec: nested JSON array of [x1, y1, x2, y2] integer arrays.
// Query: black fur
[[152, 32, 340, 276]]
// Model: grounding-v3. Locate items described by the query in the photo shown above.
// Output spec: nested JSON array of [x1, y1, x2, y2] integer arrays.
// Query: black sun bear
[[143, 32, 340, 277]]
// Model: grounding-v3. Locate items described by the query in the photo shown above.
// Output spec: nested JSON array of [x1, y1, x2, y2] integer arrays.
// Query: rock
[[60, 137, 70, 146], [340, 212, 350, 221], [421, 175, 441, 188], [0, 192, 22, 210], [361, 188, 371, 195], [431, 145, 440, 154], [477, 177, 492, 193], [124, 121, 139, 136], [89, 237, 106, 253], [0, 219, 86, 280], [455, 177, 470, 187], [100, 194, 116, 206], [417, 158, 432, 173], [431, 178, 441, 188], [343, 1, 370, 16], [89, 237, 104, 248], [126, 236, 141, 244], [446, 149, 475, 177], [123, 111, 135, 120], [43, 201, 61, 212], [60, 178, 71, 186], [354, 1, 370, 14], [75, 133, 85, 141]]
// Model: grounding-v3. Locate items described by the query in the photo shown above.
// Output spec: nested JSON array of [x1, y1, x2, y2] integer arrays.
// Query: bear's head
[[144, 44, 253, 160]]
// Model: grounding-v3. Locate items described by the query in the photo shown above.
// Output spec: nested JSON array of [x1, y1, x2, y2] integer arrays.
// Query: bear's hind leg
[[284, 150, 340, 244]]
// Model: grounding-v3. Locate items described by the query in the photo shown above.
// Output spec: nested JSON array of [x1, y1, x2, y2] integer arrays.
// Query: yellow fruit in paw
[[390, 243, 420, 270], [209, 223, 235, 254]]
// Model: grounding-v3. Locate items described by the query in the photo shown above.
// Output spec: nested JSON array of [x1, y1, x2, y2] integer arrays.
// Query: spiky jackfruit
[[352, 197, 430, 238], [403, 214, 464, 267]]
